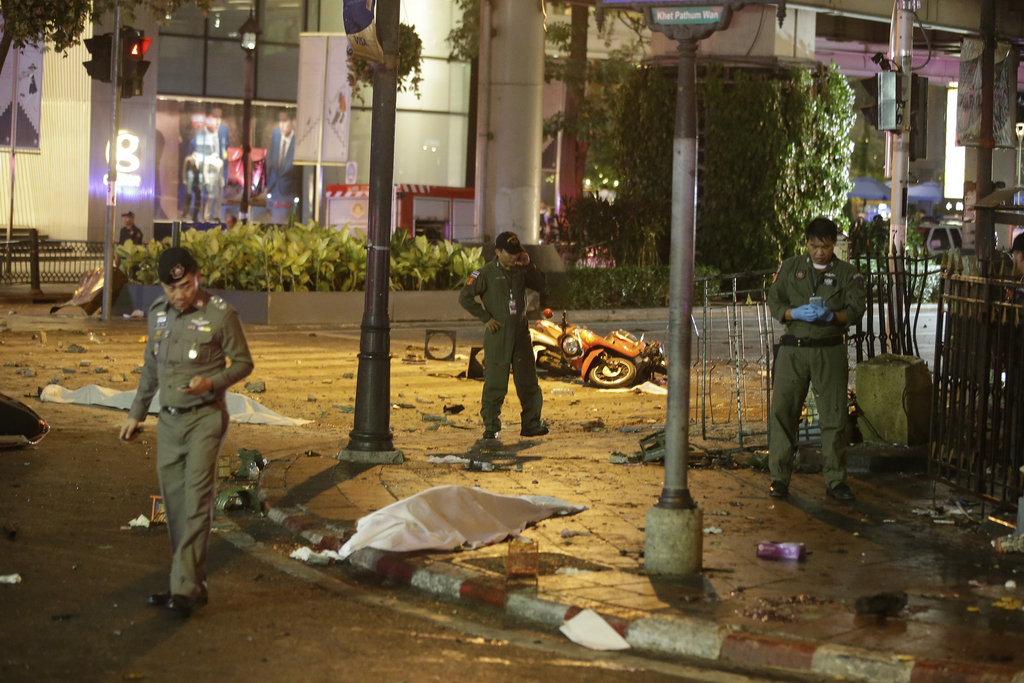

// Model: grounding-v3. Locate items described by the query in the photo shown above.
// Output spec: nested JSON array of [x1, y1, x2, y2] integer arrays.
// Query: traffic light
[[860, 71, 902, 132], [83, 33, 113, 83], [120, 27, 151, 99], [909, 74, 929, 161]]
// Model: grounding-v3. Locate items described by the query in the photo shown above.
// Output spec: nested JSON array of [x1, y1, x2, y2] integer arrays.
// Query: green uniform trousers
[[769, 345, 849, 488], [156, 401, 229, 600], [481, 326, 543, 433]]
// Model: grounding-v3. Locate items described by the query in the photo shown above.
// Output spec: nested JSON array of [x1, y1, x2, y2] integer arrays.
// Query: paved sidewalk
[[255, 430, 1024, 683]]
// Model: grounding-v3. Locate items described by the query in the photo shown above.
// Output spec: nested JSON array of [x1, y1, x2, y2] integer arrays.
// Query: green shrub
[[117, 221, 483, 293]]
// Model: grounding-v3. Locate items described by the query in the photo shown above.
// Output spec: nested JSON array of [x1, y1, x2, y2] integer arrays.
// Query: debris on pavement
[[995, 535, 1024, 553], [555, 567, 593, 575], [442, 404, 464, 415], [756, 542, 806, 561], [550, 388, 574, 396], [608, 451, 641, 465], [215, 486, 262, 513], [289, 546, 343, 566], [0, 573, 22, 585], [992, 596, 1023, 611], [3, 521, 19, 540], [337, 485, 588, 559], [427, 455, 471, 465], [559, 609, 630, 651], [244, 381, 266, 393], [127, 514, 150, 528], [465, 460, 495, 472], [854, 591, 908, 616], [703, 526, 723, 535], [64, 344, 86, 354], [560, 529, 591, 538]]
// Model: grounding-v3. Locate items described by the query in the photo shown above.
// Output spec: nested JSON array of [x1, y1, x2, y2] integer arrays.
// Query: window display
[[155, 98, 302, 224]]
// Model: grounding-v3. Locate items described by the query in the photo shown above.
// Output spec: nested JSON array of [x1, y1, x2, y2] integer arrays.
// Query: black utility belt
[[779, 335, 844, 348], [161, 401, 218, 416]]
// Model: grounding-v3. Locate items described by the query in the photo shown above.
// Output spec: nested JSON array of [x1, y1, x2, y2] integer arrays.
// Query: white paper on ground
[[290, 546, 343, 565], [127, 514, 150, 528], [426, 455, 471, 465], [559, 609, 631, 651], [602, 381, 667, 395], [338, 485, 588, 559], [0, 573, 22, 584], [39, 384, 311, 426]]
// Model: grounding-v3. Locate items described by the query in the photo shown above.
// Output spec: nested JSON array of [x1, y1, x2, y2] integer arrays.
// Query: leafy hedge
[[548, 265, 720, 310], [116, 222, 483, 293]]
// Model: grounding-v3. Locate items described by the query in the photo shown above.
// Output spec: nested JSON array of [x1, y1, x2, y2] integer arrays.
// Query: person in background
[[118, 211, 144, 246]]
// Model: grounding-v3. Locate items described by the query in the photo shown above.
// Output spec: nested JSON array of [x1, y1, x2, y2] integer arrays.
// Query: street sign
[[652, 6, 724, 24]]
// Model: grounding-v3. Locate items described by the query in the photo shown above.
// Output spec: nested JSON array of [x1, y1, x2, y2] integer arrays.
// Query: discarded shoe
[[826, 481, 855, 501], [520, 425, 549, 437], [166, 594, 203, 617], [148, 591, 207, 609], [768, 481, 789, 498], [854, 590, 907, 616]]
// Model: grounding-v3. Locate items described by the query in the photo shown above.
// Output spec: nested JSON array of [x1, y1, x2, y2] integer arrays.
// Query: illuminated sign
[[104, 130, 142, 187]]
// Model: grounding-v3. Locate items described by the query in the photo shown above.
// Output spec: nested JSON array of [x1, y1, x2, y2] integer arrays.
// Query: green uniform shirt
[[767, 253, 866, 338], [459, 259, 546, 363], [129, 290, 254, 420]]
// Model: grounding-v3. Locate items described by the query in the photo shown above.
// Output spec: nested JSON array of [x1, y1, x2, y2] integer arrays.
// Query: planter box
[[125, 285, 476, 326]]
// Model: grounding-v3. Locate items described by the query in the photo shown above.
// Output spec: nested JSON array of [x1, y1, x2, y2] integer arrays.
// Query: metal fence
[[848, 251, 942, 362], [929, 265, 1024, 505], [0, 238, 105, 286], [693, 269, 777, 446]]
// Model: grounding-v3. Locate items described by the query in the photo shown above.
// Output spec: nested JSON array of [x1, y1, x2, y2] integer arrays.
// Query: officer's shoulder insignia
[[795, 270, 806, 280], [466, 270, 479, 286], [210, 295, 228, 310], [854, 273, 865, 287]]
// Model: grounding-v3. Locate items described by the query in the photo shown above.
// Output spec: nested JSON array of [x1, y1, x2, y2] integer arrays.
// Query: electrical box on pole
[[860, 71, 902, 132], [83, 33, 113, 82], [120, 27, 152, 99], [909, 73, 928, 161]]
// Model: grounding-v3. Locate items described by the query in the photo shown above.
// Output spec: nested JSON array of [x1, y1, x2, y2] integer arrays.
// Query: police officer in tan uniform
[[766, 217, 865, 501], [459, 231, 547, 440], [119, 247, 254, 616]]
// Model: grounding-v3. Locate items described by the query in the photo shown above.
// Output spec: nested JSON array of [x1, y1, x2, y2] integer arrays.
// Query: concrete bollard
[[644, 506, 703, 575]]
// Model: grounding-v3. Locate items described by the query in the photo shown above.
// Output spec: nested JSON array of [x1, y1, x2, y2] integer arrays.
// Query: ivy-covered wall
[[697, 65, 855, 273]]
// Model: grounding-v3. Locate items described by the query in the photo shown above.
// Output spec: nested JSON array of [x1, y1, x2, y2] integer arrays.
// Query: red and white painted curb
[[257, 460, 1024, 683]]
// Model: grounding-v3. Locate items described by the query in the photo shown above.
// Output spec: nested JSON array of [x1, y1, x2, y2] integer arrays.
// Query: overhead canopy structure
[[848, 176, 890, 200]]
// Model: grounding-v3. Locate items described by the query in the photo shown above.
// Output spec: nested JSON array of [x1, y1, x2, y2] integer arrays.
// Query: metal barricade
[[0, 239, 105, 286]]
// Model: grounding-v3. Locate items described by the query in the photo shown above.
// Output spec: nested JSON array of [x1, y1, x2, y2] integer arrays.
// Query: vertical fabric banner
[[0, 39, 44, 150], [343, 0, 384, 64], [956, 38, 1015, 148], [295, 34, 327, 164], [295, 35, 353, 165]]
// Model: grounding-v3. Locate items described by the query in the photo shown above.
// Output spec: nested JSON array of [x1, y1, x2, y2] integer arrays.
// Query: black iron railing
[[1, 236, 105, 286], [930, 263, 1024, 505]]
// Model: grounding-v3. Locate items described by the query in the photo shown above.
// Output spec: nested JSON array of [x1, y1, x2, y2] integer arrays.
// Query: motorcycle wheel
[[587, 356, 637, 388]]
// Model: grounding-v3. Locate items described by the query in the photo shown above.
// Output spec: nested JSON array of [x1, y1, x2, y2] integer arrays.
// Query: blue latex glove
[[790, 304, 819, 322], [815, 305, 835, 322]]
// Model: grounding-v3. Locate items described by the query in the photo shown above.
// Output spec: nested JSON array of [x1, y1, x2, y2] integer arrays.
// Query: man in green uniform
[[767, 217, 865, 501], [460, 231, 548, 440], [119, 247, 254, 616]]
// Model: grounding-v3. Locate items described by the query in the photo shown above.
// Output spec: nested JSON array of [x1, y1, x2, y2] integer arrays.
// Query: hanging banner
[[295, 34, 352, 165], [343, 0, 384, 63], [0, 38, 44, 150], [956, 38, 1015, 148]]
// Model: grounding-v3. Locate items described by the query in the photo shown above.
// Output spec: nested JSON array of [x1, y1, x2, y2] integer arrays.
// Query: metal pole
[[28, 228, 40, 295], [975, 0, 996, 268], [341, 0, 401, 458], [6, 48, 18, 275], [887, 1, 915, 256], [473, 0, 492, 242], [241, 50, 253, 221], [659, 38, 698, 511], [101, 13, 123, 322]]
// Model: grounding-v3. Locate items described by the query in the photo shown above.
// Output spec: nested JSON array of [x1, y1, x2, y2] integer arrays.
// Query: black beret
[[158, 247, 198, 284], [1012, 231, 1024, 255]]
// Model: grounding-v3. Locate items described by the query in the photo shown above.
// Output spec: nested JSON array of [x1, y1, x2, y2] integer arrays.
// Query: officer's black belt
[[161, 401, 218, 416], [779, 335, 844, 348]]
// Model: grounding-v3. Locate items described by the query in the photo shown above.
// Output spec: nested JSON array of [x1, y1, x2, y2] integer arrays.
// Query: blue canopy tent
[[907, 181, 944, 201], [848, 176, 890, 200]]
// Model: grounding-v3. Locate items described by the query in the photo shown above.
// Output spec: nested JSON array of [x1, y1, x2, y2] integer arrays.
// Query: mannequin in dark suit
[[263, 111, 297, 224]]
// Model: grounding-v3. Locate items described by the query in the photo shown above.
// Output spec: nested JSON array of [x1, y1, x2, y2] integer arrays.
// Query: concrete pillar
[[485, 0, 544, 244]]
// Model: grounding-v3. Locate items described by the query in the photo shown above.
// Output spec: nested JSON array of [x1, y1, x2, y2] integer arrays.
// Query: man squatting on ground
[[766, 217, 866, 501], [119, 247, 254, 616], [459, 231, 550, 440]]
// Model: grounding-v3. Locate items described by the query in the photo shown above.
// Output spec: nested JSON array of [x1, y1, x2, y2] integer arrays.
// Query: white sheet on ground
[[338, 485, 588, 559], [39, 384, 311, 426], [603, 381, 667, 395], [559, 609, 631, 651]]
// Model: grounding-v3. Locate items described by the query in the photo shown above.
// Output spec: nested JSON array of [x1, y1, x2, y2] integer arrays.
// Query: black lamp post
[[239, 11, 261, 222]]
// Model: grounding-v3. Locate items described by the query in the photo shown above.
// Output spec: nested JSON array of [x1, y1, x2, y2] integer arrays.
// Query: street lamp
[[239, 10, 261, 222]]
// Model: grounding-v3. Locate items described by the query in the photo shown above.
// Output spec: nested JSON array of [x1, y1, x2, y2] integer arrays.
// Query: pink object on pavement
[[757, 542, 806, 560]]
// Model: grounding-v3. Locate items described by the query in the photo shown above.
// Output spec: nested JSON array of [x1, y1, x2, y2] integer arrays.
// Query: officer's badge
[[823, 276, 836, 287], [795, 270, 806, 280], [170, 264, 185, 281], [155, 313, 167, 329], [466, 270, 479, 285]]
